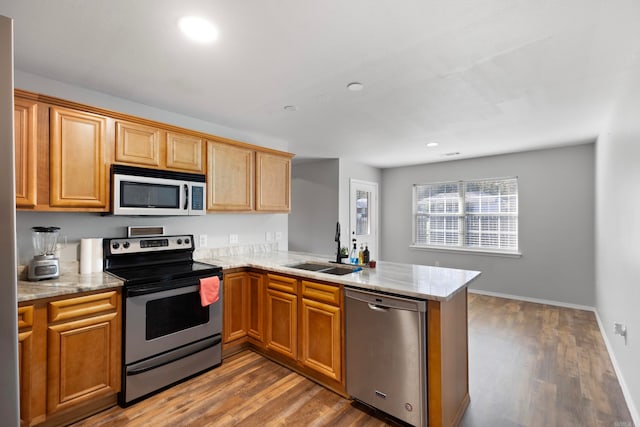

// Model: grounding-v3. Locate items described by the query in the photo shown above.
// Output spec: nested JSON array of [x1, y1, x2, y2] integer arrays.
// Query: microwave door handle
[[184, 184, 189, 210]]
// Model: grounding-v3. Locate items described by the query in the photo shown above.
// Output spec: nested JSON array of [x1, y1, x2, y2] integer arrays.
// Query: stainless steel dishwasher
[[345, 288, 428, 426]]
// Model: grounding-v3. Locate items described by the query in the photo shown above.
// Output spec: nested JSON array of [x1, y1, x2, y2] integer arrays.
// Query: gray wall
[[288, 157, 382, 258], [289, 158, 339, 255], [1, 14, 20, 426], [381, 144, 595, 307], [595, 56, 640, 421]]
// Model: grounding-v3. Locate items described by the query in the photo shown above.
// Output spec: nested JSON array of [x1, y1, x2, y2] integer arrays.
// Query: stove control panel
[[107, 235, 193, 255]]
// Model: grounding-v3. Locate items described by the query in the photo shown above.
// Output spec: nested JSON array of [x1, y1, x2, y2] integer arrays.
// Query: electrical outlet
[[614, 322, 628, 345], [275, 232, 283, 241], [199, 234, 208, 248], [265, 232, 273, 242], [229, 234, 239, 244]]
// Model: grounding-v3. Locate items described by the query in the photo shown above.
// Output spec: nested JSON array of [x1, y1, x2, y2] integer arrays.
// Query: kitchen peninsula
[[17, 251, 480, 427]]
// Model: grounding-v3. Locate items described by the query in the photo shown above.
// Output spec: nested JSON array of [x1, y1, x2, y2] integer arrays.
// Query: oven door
[[124, 277, 222, 364]]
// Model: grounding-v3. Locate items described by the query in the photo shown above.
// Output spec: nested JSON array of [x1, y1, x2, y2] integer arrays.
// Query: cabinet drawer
[[18, 305, 34, 329], [267, 274, 297, 294], [301, 281, 341, 306], [48, 291, 118, 323]]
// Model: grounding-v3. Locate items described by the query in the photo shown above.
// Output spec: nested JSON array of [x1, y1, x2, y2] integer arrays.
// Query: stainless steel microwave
[[112, 165, 206, 216]]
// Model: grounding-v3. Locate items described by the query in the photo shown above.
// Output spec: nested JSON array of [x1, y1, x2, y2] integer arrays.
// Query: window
[[413, 177, 518, 253]]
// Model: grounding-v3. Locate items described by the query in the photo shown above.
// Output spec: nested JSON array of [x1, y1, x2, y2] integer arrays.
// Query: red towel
[[199, 276, 220, 306]]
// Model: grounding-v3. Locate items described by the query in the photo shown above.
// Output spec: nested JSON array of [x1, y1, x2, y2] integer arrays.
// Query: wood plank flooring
[[72, 294, 633, 427]]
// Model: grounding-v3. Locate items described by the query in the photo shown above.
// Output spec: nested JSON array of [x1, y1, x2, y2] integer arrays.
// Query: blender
[[28, 226, 61, 281]]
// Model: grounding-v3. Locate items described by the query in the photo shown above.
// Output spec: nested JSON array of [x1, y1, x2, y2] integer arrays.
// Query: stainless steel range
[[104, 234, 223, 406]]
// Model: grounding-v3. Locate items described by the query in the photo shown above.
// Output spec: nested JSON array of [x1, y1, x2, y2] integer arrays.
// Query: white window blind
[[413, 177, 518, 252]]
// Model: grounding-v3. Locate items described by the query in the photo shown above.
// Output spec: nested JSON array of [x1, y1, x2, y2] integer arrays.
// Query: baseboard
[[468, 288, 639, 426], [593, 310, 640, 427], [468, 288, 595, 312]]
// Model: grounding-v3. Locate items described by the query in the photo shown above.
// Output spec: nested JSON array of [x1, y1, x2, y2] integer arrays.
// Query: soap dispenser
[[350, 240, 358, 265]]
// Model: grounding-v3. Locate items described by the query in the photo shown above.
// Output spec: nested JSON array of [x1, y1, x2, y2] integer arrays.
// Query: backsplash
[[16, 211, 289, 265]]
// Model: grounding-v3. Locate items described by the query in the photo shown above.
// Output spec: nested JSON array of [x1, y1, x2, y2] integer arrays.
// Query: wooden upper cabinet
[[256, 152, 291, 212], [207, 141, 254, 211], [115, 120, 161, 167], [49, 107, 108, 210], [166, 131, 204, 173], [14, 97, 38, 208]]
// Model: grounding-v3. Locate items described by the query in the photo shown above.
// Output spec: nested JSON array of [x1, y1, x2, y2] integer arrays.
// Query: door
[[350, 179, 379, 261]]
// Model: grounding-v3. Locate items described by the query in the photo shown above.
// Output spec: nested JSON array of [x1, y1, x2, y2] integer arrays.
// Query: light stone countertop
[[17, 271, 124, 303], [201, 251, 481, 301], [17, 251, 481, 303]]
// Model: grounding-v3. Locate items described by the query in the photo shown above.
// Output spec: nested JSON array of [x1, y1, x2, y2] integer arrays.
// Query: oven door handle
[[126, 336, 222, 377], [126, 280, 210, 297]]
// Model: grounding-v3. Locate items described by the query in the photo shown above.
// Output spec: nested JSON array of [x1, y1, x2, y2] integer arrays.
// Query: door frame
[[349, 179, 379, 262]]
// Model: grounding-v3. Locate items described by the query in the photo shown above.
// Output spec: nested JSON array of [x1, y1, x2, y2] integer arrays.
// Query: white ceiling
[[2, 0, 639, 168]]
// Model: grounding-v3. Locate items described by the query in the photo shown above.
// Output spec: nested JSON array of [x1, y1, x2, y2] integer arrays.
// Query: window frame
[[411, 177, 521, 256]]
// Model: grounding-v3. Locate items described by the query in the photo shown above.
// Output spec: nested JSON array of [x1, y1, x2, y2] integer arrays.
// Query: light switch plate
[[266, 232, 273, 242], [199, 234, 208, 248], [229, 234, 239, 244], [275, 232, 283, 241]]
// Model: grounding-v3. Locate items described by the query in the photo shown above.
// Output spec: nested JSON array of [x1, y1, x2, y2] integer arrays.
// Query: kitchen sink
[[286, 262, 332, 271], [286, 262, 359, 276], [320, 266, 358, 275]]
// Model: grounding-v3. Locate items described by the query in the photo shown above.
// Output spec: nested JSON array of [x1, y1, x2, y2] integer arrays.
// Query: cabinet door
[[49, 107, 108, 209], [115, 120, 161, 167], [223, 272, 249, 344], [18, 306, 34, 427], [265, 289, 297, 359], [206, 141, 254, 211], [255, 152, 291, 212], [46, 292, 120, 414], [247, 272, 264, 344], [299, 298, 342, 381], [166, 131, 203, 172], [14, 98, 38, 208]]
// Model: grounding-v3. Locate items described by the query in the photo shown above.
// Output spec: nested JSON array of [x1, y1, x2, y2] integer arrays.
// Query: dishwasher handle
[[367, 303, 390, 312], [345, 288, 427, 313]]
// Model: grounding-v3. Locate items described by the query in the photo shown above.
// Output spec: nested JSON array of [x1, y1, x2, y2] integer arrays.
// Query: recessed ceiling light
[[347, 82, 364, 91], [178, 16, 218, 43], [426, 142, 439, 147], [283, 105, 297, 112]]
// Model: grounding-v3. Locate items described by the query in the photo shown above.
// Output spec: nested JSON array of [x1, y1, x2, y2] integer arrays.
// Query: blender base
[[28, 256, 60, 281]]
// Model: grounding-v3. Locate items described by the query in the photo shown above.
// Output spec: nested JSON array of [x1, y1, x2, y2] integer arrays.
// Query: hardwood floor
[[461, 293, 633, 427], [72, 294, 633, 427]]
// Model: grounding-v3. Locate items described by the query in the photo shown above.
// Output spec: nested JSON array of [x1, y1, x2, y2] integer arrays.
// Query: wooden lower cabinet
[[18, 290, 121, 427], [18, 306, 37, 427], [265, 288, 297, 359], [246, 272, 265, 344], [299, 298, 341, 381], [222, 272, 249, 344]]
